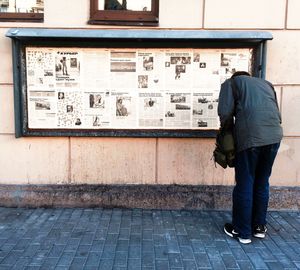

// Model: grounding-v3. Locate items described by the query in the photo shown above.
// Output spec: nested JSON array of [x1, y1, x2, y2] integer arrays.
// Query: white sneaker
[[224, 223, 252, 244]]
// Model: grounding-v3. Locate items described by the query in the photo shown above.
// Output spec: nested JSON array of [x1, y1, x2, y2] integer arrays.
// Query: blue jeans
[[232, 143, 280, 238]]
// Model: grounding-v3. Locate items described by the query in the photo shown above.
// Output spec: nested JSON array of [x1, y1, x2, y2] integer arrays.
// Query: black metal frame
[[7, 29, 271, 138]]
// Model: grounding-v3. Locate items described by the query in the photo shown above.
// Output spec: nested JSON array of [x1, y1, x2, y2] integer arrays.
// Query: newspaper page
[[83, 90, 111, 128], [110, 91, 137, 128], [81, 50, 110, 89], [165, 50, 193, 90], [138, 92, 164, 128], [136, 50, 165, 90], [192, 92, 219, 129], [110, 51, 136, 89], [56, 90, 83, 128], [165, 92, 192, 128], [27, 90, 57, 128], [55, 50, 81, 88], [219, 49, 252, 84], [192, 50, 221, 89], [26, 48, 55, 90]]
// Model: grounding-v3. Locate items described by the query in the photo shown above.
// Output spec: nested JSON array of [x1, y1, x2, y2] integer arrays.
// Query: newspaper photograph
[[83, 90, 110, 128], [138, 92, 164, 128], [55, 50, 81, 88], [27, 90, 57, 128], [165, 92, 192, 128], [26, 48, 55, 90], [110, 51, 137, 89]]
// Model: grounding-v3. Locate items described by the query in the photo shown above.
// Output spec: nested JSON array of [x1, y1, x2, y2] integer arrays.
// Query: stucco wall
[[0, 0, 299, 187]]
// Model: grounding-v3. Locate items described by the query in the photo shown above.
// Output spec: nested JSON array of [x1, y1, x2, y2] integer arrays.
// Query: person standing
[[61, 57, 68, 76], [218, 71, 283, 244]]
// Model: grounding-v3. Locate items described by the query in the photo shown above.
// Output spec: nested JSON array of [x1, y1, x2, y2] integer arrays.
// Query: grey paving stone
[[40, 257, 59, 269], [209, 259, 226, 270], [112, 267, 127, 270], [0, 266, 12, 270], [155, 259, 169, 270], [119, 228, 130, 240], [70, 257, 86, 270], [247, 252, 268, 269], [56, 251, 75, 266], [190, 240, 205, 253], [154, 245, 168, 260], [274, 254, 298, 268], [90, 240, 104, 252], [114, 251, 128, 266], [166, 239, 180, 254], [24, 266, 40, 270], [13, 238, 31, 251], [221, 253, 239, 269], [206, 247, 222, 261], [11, 257, 31, 270], [214, 240, 232, 255], [194, 252, 211, 268], [0, 250, 23, 266], [83, 266, 98, 270], [102, 244, 117, 259], [48, 244, 65, 258], [177, 235, 190, 246], [116, 240, 129, 252], [29, 250, 48, 266], [294, 261, 300, 268], [142, 230, 153, 240], [231, 247, 249, 261], [179, 246, 194, 260], [128, 258, 142, 269], [141, 252, 155, 267], [255, 247, 276, 261], [263, 239, 284, 255], [168, 253, 183, 268], [142, 240, 154, 253], [105, 234, 119, 245], [80, 232, 95, 245], [266, 261, 285, 270], [99, 259, 114, 270], [128, 245, 141, 259], [75, 244, 91, 257], [153, 234, 166, 246], [182, 259, 197, 270], [130, 234, 142, 246], [236, 260, 255, 269]]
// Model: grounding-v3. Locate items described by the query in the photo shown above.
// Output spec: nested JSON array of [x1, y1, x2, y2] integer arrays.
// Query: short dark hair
[[231, 71, 251, 78]]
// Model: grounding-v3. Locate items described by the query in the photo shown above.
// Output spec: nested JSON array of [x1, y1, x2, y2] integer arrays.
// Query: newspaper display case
[[6, 29, 272, 137]]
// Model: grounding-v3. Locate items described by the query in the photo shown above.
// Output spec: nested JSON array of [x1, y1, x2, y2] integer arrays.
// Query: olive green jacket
[[217, 75, 283, 152]]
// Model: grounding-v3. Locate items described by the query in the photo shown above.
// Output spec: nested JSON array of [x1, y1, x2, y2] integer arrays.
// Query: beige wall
[[0, 0, 299, 186]]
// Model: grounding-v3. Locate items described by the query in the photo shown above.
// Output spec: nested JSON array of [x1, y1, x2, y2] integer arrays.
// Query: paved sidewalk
[[0, 208, 299, 270]]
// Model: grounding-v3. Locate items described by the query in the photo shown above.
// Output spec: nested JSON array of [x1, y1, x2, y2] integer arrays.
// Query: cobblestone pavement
[[0, 208, 299, 269]]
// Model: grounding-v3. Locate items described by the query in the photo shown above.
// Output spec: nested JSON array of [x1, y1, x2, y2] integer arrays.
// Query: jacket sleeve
[[217, 79, 235, 129], [265, 80, 282, 124]]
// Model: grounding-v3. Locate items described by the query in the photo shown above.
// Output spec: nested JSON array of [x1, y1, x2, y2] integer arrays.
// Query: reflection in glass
[[98, 0, 152, 11], [0, 0, 44, 13]]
